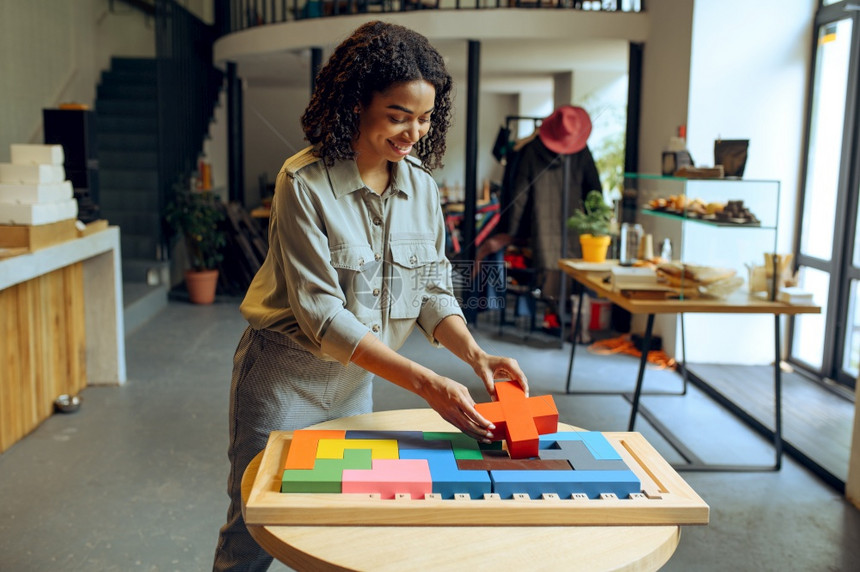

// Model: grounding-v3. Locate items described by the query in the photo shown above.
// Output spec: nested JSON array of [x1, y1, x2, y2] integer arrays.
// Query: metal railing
[[213, 0, 644, 36], [155, 0, 224, 257]]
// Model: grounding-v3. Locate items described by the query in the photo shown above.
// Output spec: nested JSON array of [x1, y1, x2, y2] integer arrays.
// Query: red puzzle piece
[[474, 381, 558, 459]]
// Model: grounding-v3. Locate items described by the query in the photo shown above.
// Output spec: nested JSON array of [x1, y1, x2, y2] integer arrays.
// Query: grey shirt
[[240, 147, 465, 365]]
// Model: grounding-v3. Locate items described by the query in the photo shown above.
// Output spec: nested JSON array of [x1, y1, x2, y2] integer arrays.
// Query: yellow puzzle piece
[[316, 438, 399, 460]]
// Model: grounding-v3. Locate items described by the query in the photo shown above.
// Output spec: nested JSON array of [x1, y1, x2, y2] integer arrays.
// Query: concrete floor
[[0, 301, 858, 571]]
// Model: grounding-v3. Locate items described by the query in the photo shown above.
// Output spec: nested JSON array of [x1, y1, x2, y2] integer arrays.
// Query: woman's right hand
[[418, 375, 495, 443]]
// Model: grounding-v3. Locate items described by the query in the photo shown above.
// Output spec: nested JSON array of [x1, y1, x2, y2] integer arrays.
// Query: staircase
[[96, 57, 169, 332]]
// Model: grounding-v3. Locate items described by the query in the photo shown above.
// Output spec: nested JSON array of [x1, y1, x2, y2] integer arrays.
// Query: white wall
[[236, 52, 535, 204], [649, 0, 815, 364], [241, 83, 310, 207], [636, 0, 694, 176], [0, 0, 156, 160]]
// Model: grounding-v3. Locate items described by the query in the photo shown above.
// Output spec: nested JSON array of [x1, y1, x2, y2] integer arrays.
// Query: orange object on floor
[[587, 334, 677, 370]]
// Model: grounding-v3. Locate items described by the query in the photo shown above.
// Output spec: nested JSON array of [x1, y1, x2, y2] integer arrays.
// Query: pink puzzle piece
[[342, 458, 432, 499]]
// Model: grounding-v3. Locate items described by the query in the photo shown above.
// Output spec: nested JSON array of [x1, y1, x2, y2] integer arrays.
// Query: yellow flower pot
[[579, 234, 612, 263]]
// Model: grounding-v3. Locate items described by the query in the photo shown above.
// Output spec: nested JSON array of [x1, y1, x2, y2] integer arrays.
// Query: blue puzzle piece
[[400, 448, 491, 499], [539, 431, 621, 460], [539, 431, 584, 448], [539, 440, 628, 471], [580, 432, 623, 460], [490, 469, 640, 499]]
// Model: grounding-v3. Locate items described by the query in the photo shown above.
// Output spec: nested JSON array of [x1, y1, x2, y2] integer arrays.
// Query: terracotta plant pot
[[579, 234, 612, 263], [184, 269, 219, 304]]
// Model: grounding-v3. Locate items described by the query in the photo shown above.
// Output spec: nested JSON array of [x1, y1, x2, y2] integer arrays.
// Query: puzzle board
[[244, 429, 709, 527]]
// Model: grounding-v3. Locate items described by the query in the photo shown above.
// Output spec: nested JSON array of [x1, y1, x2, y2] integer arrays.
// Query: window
[[790, 1, 860, 389]]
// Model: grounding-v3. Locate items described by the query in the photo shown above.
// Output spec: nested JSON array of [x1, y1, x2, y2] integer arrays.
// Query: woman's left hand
[[469, 353, 528, 400]]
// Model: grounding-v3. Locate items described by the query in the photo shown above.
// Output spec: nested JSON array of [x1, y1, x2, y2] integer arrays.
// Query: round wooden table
[[241, 409, 680, 571]]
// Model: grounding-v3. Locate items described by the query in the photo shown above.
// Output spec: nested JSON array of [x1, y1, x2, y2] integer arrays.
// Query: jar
[[619, 223, 643, 266]]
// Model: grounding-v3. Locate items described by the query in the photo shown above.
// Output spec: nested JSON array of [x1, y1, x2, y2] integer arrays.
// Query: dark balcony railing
[[213, 0, 643, 36]]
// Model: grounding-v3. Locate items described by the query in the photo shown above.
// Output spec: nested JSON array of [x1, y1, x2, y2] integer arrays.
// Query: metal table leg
[[627, 314, 654, 431], [626, 313, 784, 472], [564, 288, 585, 393]]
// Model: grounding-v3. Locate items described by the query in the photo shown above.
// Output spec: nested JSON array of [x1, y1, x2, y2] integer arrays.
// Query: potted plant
[[566, 189, 614, 262], [165, 184, 227, 304]]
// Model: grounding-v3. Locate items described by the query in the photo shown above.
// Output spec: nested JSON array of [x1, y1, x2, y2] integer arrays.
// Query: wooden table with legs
[[241, 409, 682, 572], [559, 259, 821, 471]]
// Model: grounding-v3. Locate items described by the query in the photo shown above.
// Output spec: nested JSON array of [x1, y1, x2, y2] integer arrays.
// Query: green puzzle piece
[[281, 448, 372, 493], [423, 432, 484, 460]]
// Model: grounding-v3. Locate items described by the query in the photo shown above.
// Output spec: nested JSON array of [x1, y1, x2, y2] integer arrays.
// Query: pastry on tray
[[656, 263, 743, 299]]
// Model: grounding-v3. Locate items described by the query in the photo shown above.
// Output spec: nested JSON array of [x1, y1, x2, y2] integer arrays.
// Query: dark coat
[[502, 137, 602, 278]]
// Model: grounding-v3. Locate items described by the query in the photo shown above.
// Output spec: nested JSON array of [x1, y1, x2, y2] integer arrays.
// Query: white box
[[610, 266, 659, 288], [0, 198, 78, 225], [10, 144, 65, 166], [777, 286, 814, 305], [0, 181, 73, 204], [0, 163, 65, 184]]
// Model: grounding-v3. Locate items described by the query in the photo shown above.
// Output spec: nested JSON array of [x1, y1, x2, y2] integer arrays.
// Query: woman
[[213, 21, 528, 571]]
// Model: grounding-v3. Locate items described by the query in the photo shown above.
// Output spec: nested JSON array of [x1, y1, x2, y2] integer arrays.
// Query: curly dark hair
[[301, 21, 453, 171]]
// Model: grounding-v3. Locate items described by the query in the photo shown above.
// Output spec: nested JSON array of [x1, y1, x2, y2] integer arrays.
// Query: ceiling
[[232, 38, 630, 94], [216, 11, 644, 94]]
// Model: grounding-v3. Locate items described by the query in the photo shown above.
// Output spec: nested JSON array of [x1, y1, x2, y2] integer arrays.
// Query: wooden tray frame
[[244, 430, 709, 527]]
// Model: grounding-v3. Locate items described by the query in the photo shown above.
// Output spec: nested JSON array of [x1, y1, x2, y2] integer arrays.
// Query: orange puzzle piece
[[283, 430, 346, 470], [475, 381, 558, 459]]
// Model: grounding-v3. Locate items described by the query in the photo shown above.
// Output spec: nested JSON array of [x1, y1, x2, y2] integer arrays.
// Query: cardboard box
[[0, 219, 78, 251], [0, 181, 73, 204], [10, 144, 64, 165], [0, 163, 65, 184], [0, 198, 78, 225]]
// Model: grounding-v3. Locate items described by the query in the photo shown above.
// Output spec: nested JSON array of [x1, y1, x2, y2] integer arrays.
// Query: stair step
[[122, 258, 170, 285], [105, 211, 160, 236], [99, 189, 159, 211], [98, 133, 157, 152], [96, 98, 158, 116], [100, 70, 158, 87], [110, 57, 157, 74], [120, 233, 159, 260], [100, 169, 159, 191], [97, 82, 158, 100], [96, 115, 158, 134], [99, 150, 158, 170]]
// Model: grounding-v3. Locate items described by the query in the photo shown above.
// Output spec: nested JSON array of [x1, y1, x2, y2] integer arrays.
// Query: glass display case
[[626, 173, 781, 298], [624, 173, 783, 364]]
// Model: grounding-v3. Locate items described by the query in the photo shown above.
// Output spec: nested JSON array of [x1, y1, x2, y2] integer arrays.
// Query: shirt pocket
[[389, 236, 441, 319], [329, 243, 378, 320]]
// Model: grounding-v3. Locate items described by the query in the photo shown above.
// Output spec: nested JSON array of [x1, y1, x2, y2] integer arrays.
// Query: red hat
[[538, 105, 592, 154]]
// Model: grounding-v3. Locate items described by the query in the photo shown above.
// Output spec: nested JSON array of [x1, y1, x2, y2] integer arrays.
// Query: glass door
[[790, 2, 860, 389]]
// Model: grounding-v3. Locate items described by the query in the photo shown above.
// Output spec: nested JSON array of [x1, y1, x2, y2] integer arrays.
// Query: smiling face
[[353, 80, 436, 168]]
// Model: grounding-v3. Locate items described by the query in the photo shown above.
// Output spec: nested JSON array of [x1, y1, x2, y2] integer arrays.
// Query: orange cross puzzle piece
[[474, 381, 559, 459]]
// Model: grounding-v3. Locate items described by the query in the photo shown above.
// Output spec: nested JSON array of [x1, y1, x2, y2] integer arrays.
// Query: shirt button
[[358, 258, 365, 266], [372, 288, 380, 297], [409, 254, 418, 265], [374, 253, 381, 261], [373, 217, 382, 226], [371, 324, 380, 333]]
